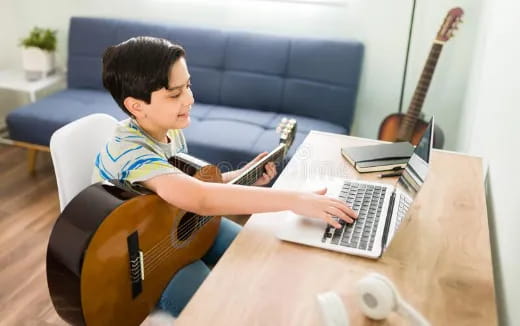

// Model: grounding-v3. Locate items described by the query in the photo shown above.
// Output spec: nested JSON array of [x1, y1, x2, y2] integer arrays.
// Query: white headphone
[[356, 273, 430, 326], [316, 273, 430, 326]]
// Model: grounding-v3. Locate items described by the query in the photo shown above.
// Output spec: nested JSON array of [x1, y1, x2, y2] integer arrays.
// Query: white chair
[[50, 113, 118, 211]]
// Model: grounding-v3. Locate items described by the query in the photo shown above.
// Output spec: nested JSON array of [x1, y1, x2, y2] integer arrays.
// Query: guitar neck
[[229, 144, 286, 186], [398, 42, 444, 140]]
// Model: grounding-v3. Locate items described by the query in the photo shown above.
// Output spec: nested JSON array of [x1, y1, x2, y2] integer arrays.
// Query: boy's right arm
[[142, 173, 357, 228]]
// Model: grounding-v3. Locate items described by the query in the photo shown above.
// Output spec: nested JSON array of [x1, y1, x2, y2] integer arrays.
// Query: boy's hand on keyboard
[[293, 188, 357, 229]]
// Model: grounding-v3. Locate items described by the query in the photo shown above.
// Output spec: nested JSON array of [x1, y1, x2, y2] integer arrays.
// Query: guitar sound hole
[[177, 213, 198, 241]]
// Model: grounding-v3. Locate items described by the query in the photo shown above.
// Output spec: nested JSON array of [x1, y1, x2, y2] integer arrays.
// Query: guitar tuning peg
[[289, 119, 296, 125]]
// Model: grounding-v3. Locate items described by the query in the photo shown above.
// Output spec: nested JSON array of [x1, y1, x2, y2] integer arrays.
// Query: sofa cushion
[[203, 106, 277, 126], [6, 89, 126, 146], [194, 105, 346, 134], [185, 104, 347, 169]]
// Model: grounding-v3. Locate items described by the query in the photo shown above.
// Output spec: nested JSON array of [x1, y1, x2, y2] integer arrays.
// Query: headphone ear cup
[[316, 291, 349, 326], [355, 274, 397, 320]]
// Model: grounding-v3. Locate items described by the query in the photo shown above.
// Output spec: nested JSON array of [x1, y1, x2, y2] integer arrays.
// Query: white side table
[[0, 69, 66, 173], [0, 69, 66, 103]]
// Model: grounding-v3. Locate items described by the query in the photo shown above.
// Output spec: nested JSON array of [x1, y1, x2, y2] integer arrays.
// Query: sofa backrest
[[68, 17, 363, 128]]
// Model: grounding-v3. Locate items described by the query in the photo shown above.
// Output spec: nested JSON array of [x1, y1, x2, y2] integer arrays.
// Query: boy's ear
[[123, 97, 146, 118]]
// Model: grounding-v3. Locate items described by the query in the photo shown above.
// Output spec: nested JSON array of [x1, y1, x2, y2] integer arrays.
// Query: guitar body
[[47, 161, 223, 326], [378, 113, 445, 148]]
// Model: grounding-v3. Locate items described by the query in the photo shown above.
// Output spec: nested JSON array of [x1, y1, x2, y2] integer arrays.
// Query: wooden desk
[[176, 131, 497, 325]]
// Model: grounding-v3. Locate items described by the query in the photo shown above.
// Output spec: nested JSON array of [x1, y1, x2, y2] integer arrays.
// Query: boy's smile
[[177, 111, 190, 119]]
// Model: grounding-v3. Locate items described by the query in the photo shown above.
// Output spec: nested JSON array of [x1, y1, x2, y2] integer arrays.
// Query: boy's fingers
[[313, 187, 327, 195], [332, 199, 357, 218], [327, 206, 354, 223], [256, 152, 268, 160], [266, 164, 276, 178], [324, 214, 341, 229], [339, 204, 357, 218]]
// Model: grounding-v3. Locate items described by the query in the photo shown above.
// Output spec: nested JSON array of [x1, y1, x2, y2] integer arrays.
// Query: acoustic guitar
[[46, 118, 297, 326], [378, 7, 464, 148]]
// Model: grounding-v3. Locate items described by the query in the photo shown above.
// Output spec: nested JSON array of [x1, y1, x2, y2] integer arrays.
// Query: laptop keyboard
[[322, 181, 386, 251]]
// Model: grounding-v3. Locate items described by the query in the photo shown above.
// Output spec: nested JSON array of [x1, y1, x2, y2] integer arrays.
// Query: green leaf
[[19, 26, 57, 51]]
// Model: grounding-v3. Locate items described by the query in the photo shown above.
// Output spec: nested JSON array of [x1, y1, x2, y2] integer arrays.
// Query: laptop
[[276, 117, 435, 259]]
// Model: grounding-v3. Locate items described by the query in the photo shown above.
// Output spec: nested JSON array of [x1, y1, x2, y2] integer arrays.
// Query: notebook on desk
[[276, 118, 434, 259], [341, 141, 414, 173]]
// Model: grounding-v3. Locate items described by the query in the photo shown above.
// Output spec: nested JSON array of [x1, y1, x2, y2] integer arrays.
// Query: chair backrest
[[50, 113, 118, 211]]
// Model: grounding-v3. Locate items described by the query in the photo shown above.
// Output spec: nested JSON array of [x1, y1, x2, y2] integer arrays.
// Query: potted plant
[[19, 27, 57, 80]]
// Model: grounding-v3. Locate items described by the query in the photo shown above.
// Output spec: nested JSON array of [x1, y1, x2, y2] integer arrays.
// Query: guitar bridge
[[127, 231, 143, 298]]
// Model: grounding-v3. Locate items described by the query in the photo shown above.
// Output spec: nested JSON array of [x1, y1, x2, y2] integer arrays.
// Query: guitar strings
[[145, 158, 288, 273], [143, 167, 263, 259], [145, 217, 213, 273], [145, 175, 256, 271], [144, 162, 272, 268], [146, 218, 212, 274], [143, 214, 209, 256], [145, 153, 284, 269], [146, 185, 259, 271], [143, 152, 285, 272], [144, 225, 202, 272], [143, 215, 210, 261], [144, 216, 211, 260], [144, 159, 268, 260]]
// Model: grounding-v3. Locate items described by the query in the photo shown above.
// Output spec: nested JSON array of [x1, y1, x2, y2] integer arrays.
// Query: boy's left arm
[[221, 152, 277, 186]]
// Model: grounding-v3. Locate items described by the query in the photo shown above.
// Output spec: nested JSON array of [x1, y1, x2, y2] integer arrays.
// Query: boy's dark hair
[[102, 36, 186, 115]]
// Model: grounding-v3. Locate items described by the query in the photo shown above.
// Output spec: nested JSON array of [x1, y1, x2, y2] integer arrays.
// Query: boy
[[93, 36, 357, 318]]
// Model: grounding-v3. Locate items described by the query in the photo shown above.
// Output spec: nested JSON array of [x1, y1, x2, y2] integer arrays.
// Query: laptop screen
[[395, 117, 434, 199]]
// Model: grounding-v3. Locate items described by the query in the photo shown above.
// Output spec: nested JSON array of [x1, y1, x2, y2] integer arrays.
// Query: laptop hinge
[[379, 192, 396, 256]]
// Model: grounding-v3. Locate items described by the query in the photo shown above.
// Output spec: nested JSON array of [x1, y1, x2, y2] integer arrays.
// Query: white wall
[[0, 0, 26, 129], [0, 0, 18, 69], [0, 0, 481, 149], [458, 0, 520, 323]]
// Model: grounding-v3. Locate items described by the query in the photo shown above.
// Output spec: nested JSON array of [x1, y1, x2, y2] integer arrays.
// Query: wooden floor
[[0, 145, 66, 326]]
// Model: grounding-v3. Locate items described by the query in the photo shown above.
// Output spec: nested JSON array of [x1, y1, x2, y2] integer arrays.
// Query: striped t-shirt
[[92, 118, 188, 184]]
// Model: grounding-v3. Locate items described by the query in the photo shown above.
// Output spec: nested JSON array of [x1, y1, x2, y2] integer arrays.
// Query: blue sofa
[[7, 17, 364, 170]]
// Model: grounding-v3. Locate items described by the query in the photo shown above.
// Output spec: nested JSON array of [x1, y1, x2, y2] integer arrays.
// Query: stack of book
[[341, 142, 414, 173]]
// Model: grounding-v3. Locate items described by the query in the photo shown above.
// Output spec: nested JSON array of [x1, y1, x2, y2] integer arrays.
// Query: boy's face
[[145, 57, 194, 130]]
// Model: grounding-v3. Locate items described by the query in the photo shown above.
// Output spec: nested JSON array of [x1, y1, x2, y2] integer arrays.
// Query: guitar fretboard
[[398, 42, 443, 141], [230, 144, 286, 186]]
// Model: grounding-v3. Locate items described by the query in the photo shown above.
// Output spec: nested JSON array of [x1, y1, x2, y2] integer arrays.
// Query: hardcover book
[[341, 142, 414, 173]]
